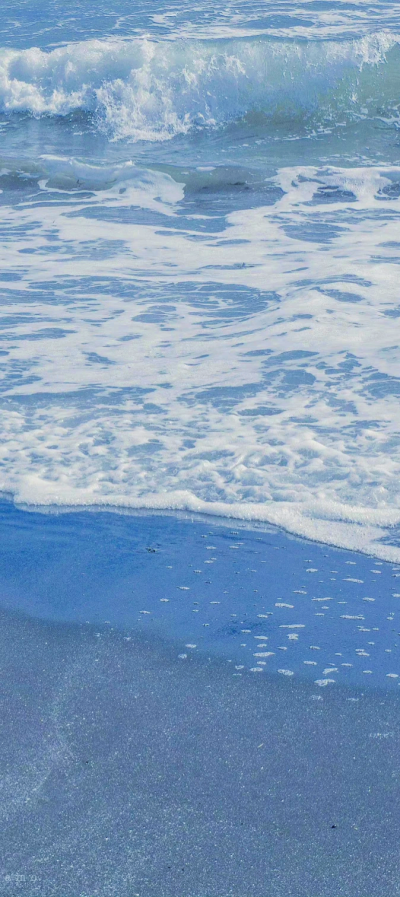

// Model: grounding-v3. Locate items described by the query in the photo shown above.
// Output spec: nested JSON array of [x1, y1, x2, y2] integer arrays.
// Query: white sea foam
[[1, 157, 400, 560], [0, 33, 399, 140]]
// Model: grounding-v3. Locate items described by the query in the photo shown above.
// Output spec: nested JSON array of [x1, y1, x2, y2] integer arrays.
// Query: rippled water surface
[[1, 0, 400, 563]]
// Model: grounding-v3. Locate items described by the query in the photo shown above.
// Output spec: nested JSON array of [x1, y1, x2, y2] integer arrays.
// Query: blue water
[[2, 502, 400, 689], [1, 0, 400, 666], [2, 5, 400, 888], [0, 0, 399, 563]]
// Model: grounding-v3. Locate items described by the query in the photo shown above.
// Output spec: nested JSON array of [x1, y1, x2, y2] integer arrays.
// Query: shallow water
[[2, 501, 400, 690], [0, 0, 400, 559]]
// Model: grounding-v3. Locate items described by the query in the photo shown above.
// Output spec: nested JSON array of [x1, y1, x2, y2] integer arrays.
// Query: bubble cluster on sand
[[1, 503, 398, 689]]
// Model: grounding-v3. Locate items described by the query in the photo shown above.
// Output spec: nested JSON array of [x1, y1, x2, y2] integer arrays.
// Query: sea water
[[1, 0, 400, 563], [2, 5, 400, 890], [2, 501, 400, 690]]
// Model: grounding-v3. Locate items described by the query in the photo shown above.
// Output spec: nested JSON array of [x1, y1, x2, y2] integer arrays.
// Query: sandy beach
[[0, 504, 400, 895]]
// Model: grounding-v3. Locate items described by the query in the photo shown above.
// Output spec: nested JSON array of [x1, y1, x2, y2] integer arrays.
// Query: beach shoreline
[[1, 499, 399, 691]]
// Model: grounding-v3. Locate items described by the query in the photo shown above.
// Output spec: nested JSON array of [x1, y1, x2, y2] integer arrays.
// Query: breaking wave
[[0, 31, 399, 141]]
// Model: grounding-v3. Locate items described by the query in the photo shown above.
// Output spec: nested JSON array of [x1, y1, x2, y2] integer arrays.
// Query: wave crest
[[0, 32, 399, 141]]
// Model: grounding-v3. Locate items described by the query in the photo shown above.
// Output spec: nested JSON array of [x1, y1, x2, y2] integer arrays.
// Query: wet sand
[[0, 503, 400, 895], [0, 502, 399, 689]]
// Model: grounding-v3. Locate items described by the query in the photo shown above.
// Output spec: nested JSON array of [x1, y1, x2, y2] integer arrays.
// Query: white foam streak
[[3, 469, 400, 562]]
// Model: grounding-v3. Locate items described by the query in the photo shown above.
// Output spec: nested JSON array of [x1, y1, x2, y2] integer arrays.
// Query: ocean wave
[[2, 159, 400, 561], [0, 154, 185, 205], [0, 32, 399, 141]]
